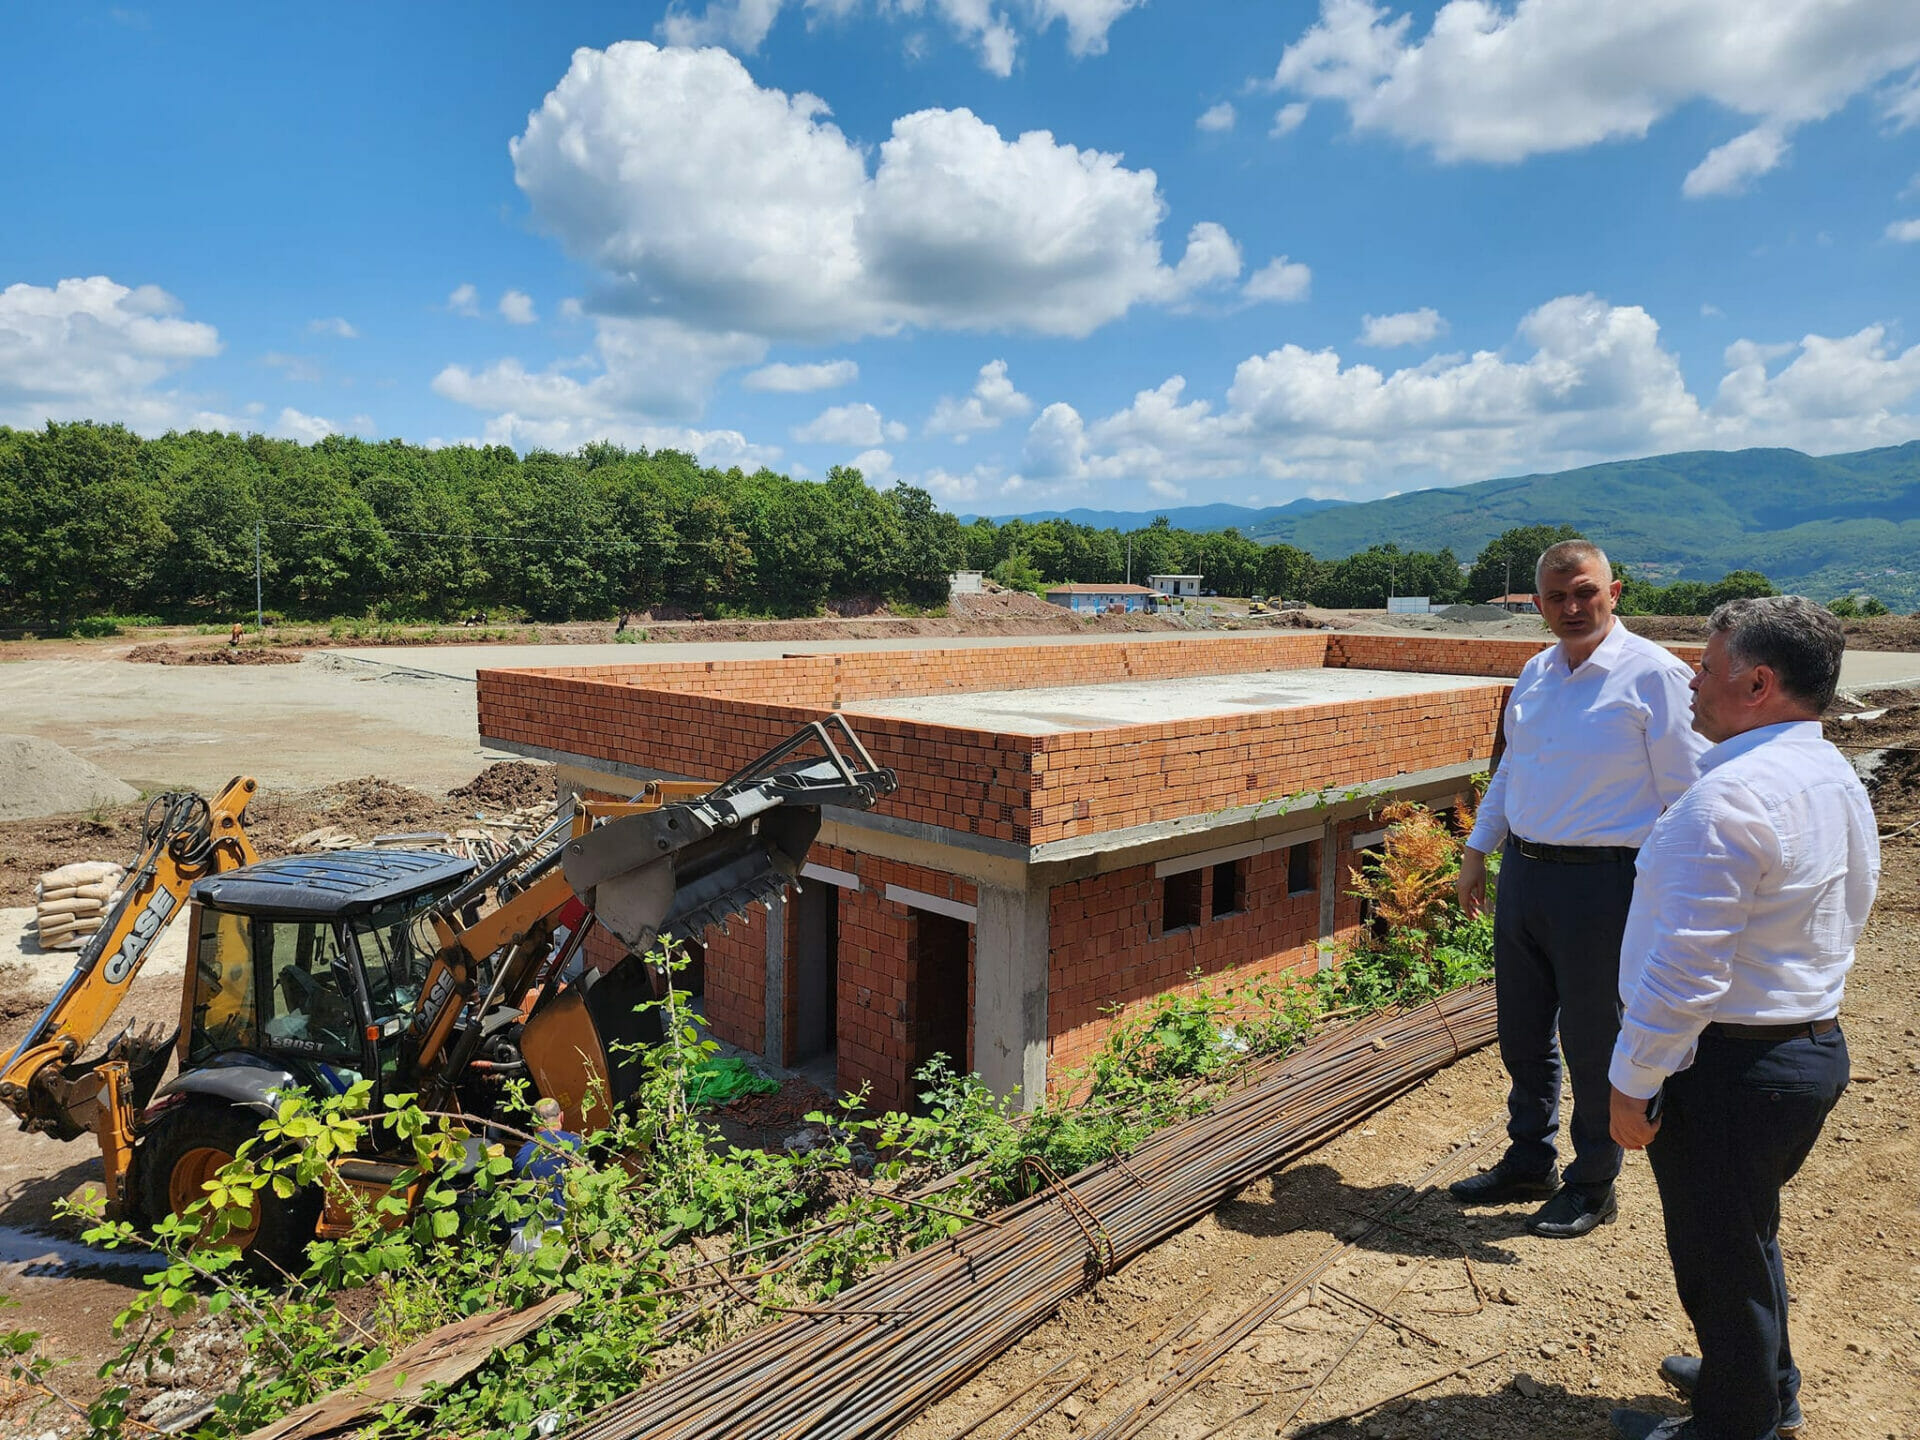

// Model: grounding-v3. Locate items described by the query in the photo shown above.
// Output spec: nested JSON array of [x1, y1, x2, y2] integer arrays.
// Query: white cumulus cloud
[[433, 314, 774, 456], [743, 358, 860, 392], [448, 283, 480, 316], [1003, 295, 1920, 501], [273, 407, 339, 443], [657, 0, 1143, 74], [307, 316, 359, 339], [1681, 125, 1789, 198], [1271, 102, 1309, 136], [850, 446, 895, 479], [792, 401, 907, 446], [1198, 102, 1236, 133], [499, 290, 538, 325], [1886, 217, 1920, 242], [1272, 0, 1920, 194], [1358, 307, 1446, 347], [0, 276, 227, 433], [510, 42, 1239, 344], [1245, 255, 1312, 303], [928, 358, 1035, 438]]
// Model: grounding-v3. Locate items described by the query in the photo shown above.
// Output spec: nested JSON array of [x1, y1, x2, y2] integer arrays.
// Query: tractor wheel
[[136, 1100, 320, 1279]]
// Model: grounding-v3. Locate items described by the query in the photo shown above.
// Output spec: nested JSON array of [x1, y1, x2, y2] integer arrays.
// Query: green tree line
[[0, 424, 1800, 627], [0, 423, 965, 624]]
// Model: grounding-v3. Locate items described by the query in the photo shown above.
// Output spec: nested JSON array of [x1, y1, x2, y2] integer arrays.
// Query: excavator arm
[[401, 717, 897, 1120], [0, 778, 259, 1207]]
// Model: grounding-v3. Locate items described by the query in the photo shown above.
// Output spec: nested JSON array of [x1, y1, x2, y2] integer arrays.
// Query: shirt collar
[[1554, 615, 1628, 675], [1701, 719, 1823, 773]]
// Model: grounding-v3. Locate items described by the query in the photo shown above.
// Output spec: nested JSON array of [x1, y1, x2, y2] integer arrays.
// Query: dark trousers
[[1647, 1026, 1849, 1440], [1492, 843, 1634, 1190]]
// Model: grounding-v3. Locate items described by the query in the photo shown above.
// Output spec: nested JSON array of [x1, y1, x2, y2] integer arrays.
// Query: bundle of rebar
[[568, 985, 1496, 1440]]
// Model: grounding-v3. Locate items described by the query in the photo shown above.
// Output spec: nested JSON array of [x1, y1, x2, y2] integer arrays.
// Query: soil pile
[[448, 761, 555, 810], [126, 643, 303, 666], [949, 590, 1063, 620], [0, 735, 138, 821], [1433, 603, 1515, 622], [1628, 613, 1920, 650]]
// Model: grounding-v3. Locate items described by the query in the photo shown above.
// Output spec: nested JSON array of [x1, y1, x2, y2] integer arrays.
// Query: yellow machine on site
[[0, 720, 895, 1270]]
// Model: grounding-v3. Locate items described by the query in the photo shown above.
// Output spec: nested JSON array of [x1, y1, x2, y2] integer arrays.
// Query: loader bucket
[[520, 957, 662, 1129], [561, 718, 896, 957]]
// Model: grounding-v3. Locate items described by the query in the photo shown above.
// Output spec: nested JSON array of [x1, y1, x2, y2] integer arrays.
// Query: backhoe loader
[[0, 718, 896, 1269]]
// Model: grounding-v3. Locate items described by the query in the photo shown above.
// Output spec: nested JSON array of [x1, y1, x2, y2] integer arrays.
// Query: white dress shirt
[[1467, 620, 1709, 853], [1609, 720, 1881, 1099]]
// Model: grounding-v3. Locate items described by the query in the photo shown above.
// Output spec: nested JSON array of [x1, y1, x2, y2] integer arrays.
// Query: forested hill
[[0, 424, 964, 625], [1246, 443, 1920, 606]]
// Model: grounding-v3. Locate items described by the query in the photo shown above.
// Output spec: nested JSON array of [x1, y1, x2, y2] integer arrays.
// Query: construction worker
[[1451, 539, 1709, 1238], [1607, 597, 1876, 1440], [510, 1096, 583, 1254]]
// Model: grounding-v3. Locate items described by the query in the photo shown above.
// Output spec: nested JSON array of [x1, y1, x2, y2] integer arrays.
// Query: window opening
[[1162, 870, 1202, 931], [1287, 842, 1317, 897], [1211, 860, 1242, 918]]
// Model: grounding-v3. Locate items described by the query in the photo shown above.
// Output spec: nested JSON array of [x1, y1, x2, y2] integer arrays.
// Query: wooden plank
[[243, 1291, 580, 1440]]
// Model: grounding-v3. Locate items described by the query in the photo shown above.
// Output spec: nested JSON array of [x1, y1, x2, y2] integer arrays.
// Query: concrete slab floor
[[839, 666, 1501, 734]]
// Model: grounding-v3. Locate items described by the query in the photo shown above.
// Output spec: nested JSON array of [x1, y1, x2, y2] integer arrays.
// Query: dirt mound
[[0, 735, 138, 822], [1627, 612, 1920, 650], [1433, 603, 1513, 622], [825, 594, 890, 618], [949, 590, 1062, 620], [126, 643, 303, 666], [448, 761, 555, 810]]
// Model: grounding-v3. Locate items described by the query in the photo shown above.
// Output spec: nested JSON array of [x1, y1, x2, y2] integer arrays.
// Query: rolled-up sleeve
[[1609, 781, 1776, 1098], [1642, 663, 1711, 809]]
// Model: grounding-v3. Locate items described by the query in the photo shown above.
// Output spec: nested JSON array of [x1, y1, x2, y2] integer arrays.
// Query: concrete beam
[[763, 895, 786, 1067], [974, 881, 1051, 1110]]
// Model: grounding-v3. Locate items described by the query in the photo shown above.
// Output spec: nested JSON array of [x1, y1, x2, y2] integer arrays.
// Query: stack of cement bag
[[36, 861, 127, 951]]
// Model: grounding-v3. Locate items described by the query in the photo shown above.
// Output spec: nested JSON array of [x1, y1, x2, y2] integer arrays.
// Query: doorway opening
[[793, 882, 839, 1069], [908, 908, 970, 1097]]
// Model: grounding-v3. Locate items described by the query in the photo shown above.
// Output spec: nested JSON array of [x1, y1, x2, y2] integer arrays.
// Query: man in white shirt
[[1607, 596, 1877, 1440], [1450, 540, 1709, 1238]]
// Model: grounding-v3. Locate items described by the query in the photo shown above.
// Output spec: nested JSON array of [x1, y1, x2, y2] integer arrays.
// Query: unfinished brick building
[[476, 633, 1591, 1112]]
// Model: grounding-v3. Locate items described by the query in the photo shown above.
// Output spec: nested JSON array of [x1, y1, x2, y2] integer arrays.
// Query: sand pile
[[0, 735, 139, 821]]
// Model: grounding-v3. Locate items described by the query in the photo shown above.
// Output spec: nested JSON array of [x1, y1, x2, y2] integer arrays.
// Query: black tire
[[136, 1100, 321, 1280]]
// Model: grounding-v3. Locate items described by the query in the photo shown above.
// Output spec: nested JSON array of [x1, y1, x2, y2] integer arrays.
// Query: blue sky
[[5, 0, 1920, 512]]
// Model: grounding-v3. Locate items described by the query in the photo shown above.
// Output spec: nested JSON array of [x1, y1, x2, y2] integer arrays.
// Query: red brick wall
[[1046, 846, 1325, 1081], [700, 905, 768, 1056], [1027, 687, 1506, 843]]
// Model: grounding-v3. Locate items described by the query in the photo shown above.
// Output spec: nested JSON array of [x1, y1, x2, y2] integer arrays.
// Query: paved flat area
[[2, 636, 1913, 797], [842, 666, 1500, 733], [317, 631, 1210, 682]]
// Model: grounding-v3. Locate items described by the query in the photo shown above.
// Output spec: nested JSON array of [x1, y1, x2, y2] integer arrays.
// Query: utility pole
[[1504, 556, 1511, 605], [1126, 536, 1133, 585], [255, 520, 264, 631], [1388, 561, 1396, 608]]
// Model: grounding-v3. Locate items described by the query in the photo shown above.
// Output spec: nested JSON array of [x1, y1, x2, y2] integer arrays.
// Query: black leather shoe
[[1525, 1184, 1617, 1238], [1660, 1355, 1803, 1436], [1608, 1407, 1694, 1440], [1446, 1162, 1559, 1204]]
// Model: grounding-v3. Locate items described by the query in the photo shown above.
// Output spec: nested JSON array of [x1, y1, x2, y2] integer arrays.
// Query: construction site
[[1, 612, 1916, 1439]]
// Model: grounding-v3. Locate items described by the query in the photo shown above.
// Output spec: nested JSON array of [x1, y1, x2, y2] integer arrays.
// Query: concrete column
[[973, 881, 1051, 1110], [762, 895, 787, 1067], [1317, 819, 1339, 969]]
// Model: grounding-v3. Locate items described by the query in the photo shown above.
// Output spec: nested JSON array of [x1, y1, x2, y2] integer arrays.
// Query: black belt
[[1705, 1018, 1839, 1041], [1510, 836, 1639, 865]]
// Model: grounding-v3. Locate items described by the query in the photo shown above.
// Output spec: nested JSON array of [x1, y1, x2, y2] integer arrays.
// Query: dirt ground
[[1, 640, 1916, 1437]]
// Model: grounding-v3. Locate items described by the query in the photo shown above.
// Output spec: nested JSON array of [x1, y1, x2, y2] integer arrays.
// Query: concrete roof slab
[[839, 667, 1501, 735]]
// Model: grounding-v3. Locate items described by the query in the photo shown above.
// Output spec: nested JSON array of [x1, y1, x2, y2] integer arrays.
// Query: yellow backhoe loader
[[0, 718, 896, 1269]]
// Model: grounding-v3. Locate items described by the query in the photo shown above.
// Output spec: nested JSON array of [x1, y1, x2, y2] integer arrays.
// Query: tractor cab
[[184, 851, 476, 1100]]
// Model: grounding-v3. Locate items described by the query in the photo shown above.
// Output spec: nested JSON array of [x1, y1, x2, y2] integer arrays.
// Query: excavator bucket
[[562, 717, 896, 957]]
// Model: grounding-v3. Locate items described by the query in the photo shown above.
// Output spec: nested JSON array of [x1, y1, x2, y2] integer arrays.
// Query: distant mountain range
[[1244, 443, 1920, 606], [964, 495, 1349, 530], [972, 443, 1920, 608]]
